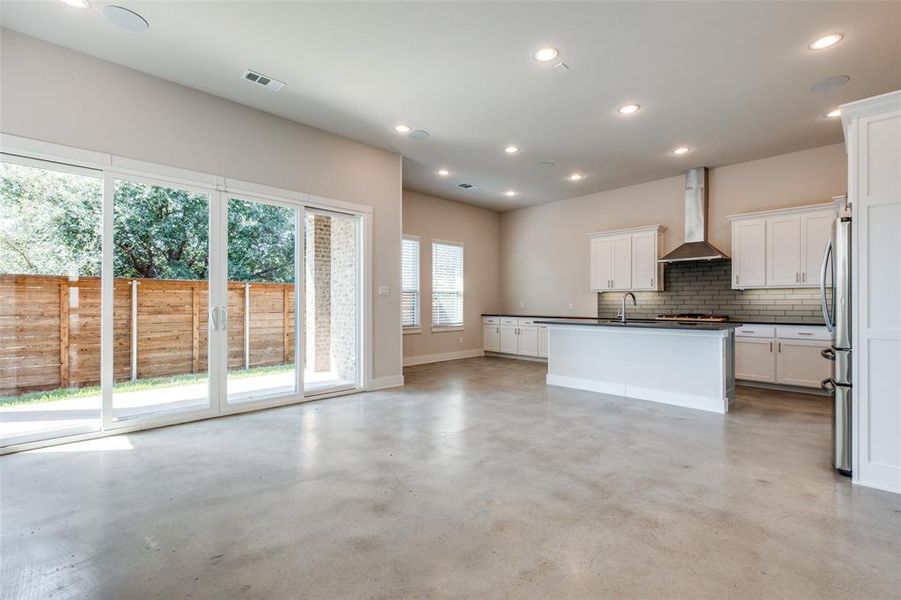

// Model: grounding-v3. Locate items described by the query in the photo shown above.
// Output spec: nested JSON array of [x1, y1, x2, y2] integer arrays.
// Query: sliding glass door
[[303, 209, 360, 395], [0, 156, 103, 445], [1, 146, 364, 450], [225, 197, 300, 405], [110, 177, 214, 421]]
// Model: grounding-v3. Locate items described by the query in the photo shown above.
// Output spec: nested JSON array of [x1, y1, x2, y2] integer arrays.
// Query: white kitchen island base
[[544, 323, 736, 414]]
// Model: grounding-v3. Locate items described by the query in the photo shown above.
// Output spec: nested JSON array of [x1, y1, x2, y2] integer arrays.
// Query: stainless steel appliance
[[820, 195, 852, 477], [656, 313, 730, 322]]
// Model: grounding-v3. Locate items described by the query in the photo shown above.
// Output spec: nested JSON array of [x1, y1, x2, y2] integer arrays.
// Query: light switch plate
[[378, 286, 390, 297]]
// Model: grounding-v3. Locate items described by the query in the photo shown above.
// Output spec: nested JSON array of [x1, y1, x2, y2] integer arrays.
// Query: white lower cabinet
[[499, 324, 518, 354], [734, 324, 830, 389], [735, 337, 776, 382], [775, 339, 831, 388], [484, 316, 547, 359]]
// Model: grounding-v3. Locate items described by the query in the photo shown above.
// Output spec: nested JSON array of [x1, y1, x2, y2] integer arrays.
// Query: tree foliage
[[1, 162, 296, 283]]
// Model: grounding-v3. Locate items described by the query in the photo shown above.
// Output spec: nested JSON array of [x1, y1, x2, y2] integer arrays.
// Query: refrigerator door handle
[[820, 239, 834, 333]]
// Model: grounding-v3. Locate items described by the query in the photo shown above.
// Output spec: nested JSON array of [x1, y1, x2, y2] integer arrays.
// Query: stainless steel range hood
[[658, 167, 729, 263]]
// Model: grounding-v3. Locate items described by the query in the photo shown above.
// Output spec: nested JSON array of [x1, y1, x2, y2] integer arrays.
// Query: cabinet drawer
[[517, 318, 537, 325], [775, 325, 831, 341], [500, 317, 519, 325], [735, 325, 775, 338], [482, 316, 499, 325]]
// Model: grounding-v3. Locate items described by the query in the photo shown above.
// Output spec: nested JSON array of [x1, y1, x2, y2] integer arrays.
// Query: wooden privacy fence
[[0, 274, 296, 396]]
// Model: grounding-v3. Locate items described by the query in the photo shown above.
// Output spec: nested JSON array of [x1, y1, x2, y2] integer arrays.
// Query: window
[[431, 240, 464, 329], [401, 236, 420, 330]]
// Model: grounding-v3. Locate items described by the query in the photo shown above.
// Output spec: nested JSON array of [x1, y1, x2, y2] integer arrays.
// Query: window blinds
[[431, 241, 464, 328], [401, 237, 420, 328]]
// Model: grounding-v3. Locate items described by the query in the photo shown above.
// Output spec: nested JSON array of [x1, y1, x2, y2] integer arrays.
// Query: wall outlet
[[378, 286, 390, 297], [568, 301, 574, 310], [458, 336, 463, 344], [519, 301, 525, 309]]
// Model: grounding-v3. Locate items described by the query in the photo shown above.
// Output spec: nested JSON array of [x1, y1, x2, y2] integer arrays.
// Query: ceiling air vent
[[458, 183, 477, 190], [243, 70, 286, 92]]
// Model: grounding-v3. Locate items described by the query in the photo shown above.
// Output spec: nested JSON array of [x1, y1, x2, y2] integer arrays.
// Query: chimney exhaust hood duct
[[658, 167, 729, 263]]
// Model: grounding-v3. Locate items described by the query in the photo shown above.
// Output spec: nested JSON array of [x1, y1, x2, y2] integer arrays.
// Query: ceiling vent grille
[[458, 183, 477, 190], [243, 70, 286, 91]]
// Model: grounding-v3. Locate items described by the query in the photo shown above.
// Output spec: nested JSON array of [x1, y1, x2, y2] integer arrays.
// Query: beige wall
[[500, 143, 847, 316], [0, 30, 403, 384], [402, 190, 500, 361]]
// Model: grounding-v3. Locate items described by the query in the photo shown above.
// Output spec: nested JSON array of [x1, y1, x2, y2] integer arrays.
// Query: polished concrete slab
[[2, 356, 900, 599]]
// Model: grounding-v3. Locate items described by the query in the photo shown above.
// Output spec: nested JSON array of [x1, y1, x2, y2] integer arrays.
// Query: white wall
[[0, 29, 403, 385], [500, 143, 848, 316], [402, 190, 500, 363]]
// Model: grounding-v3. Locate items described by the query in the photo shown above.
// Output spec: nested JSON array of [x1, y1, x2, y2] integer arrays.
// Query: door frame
[[0, 133, 373, 454]]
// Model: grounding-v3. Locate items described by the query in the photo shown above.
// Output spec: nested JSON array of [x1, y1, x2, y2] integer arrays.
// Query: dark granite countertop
[[535, 318, 739, 331], [482, 313, 825, 327], [481, 313, 598, 319]]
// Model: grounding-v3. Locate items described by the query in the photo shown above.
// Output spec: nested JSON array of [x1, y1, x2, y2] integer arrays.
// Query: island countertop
[[535, 318, 739, 332]]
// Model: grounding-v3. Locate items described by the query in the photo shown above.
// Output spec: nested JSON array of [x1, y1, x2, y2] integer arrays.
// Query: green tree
[[1, 162, 296, 283]]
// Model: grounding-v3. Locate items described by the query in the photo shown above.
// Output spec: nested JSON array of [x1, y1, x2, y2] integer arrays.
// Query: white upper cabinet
[[631, 230, 660, 291], [731, 218, 767, 288], [589, 236, 612, 292], [589, 225, 665, 292], [730, 204, 834, 289], [800, 209, 833, 287], [766, 214, 802, 286], [609, 234, 633, 290]]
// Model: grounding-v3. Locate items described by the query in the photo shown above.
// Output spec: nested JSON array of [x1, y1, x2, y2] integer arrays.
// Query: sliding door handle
[[210, 308, 219, 330]]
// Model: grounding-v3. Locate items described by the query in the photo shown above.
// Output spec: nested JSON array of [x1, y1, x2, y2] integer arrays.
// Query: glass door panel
[[303, 210, 359, 395], [225, 198, 298, 404], [111, 178, 212, 420], [0, 157, 103, 445]]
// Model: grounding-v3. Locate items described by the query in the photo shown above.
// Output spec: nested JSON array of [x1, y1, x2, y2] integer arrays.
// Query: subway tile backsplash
[[597, 261, 828, 323]]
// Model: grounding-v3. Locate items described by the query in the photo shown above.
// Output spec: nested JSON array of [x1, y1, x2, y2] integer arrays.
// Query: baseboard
[[484, 352, 548, 363], [366, 374, 405, 390], [403, 349, 484, 367], [546, 374, 728, 414], [737, 380, 830, 396]]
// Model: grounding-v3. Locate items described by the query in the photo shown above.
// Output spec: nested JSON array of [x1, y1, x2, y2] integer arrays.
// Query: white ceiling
[[1, 1, 899, 211]]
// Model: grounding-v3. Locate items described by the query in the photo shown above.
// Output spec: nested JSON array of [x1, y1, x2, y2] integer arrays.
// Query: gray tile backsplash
[[597, 261, 828, 323]]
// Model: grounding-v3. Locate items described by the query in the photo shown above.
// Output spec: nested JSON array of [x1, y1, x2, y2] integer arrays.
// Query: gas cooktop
[[656, 313, 730, 322]]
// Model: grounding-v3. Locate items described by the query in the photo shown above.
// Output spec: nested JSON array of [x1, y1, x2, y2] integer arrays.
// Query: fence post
[[283, 285, 290, 364], [58, 281, 69, 388], [244, 283, 251, 370], [130, 280, 139, 382], [192, 284, 199, 373]]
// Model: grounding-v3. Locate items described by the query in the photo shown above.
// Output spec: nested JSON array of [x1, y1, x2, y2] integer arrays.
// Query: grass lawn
[[0, 364, 295, 407]]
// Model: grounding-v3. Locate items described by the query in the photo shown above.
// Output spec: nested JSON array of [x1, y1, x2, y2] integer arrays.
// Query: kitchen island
[[537, 319, 738, 414]]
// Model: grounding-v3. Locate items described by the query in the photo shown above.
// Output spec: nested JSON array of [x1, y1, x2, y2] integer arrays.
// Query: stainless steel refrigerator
[[820, 195, 852, 477]]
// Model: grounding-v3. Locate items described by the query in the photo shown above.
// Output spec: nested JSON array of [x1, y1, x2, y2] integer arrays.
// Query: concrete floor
[[2, 356, 900, 599]]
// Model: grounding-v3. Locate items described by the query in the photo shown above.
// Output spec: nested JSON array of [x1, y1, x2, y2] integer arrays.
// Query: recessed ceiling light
[[409, 129, 430, 141], [533, 47, 559, 62], [60, 0, 90, 8], [809, 33, 843, 50], [394, 124, 411, 134], [567, 173, 585, 181], [826, 109, 842, 118], [504, 145, 519, 154], [504, 190, 518, 197], [103, 5, 149, 32], [537, 161, 556, 169], [672, 146, 690, 155], [618, 104, 641, 115], [436, 169, 450, 177]]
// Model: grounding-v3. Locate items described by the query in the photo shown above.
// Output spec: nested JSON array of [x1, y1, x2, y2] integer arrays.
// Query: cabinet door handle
[[802, 272, 806, 283], [777, 341, 782, 352], [735, 274, 740, 285], [769, 341, 773, 352], [650, 277, 654, 287]]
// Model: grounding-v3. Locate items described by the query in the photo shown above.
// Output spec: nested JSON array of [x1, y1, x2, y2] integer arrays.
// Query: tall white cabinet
[[589, 225, 665, 292], [843, 90, 901, 495]]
